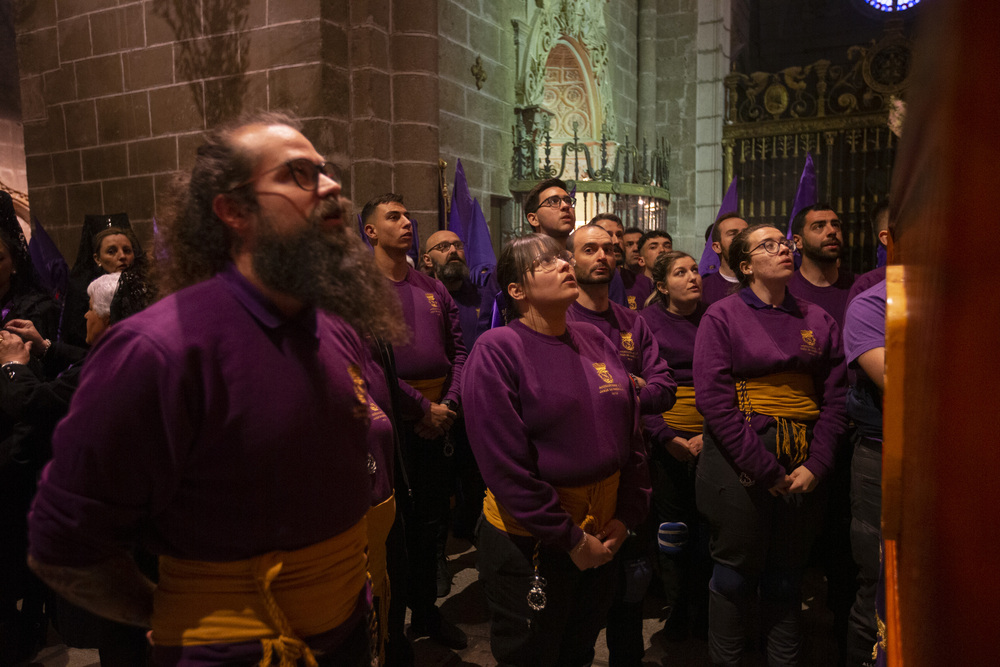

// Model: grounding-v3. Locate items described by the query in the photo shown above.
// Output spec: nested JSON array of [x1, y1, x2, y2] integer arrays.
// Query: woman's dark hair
[[495, 233, 561, 323], [647, 250, 695, 308], [729, 223, 779, 288]]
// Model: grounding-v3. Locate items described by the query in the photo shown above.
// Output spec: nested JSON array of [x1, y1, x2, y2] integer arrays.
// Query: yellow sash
[[365, 494, 395, 664], [402, 376, 447, 403], [662, 386, 703, 433], [151, 518, 368, 667], [482, 471, 620, 540], [736, 371, 820, 467]]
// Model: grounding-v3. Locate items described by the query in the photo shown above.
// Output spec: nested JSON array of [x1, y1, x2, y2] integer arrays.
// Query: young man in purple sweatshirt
[[701, 212, 748, 305], [362, 194, 468, 651], [788, 203, 856, 330], [566, 223, 676, 665], [787, 203, 858, 661]]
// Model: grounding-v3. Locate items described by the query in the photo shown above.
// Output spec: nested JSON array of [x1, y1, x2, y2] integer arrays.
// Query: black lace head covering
[[0, 191, 46, 298], [109, 268, 151, 325], [70, 213, 148, 282]]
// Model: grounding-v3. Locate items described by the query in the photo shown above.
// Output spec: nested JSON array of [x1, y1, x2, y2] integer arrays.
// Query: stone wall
[[655, 0, 699, 252], [604, 0, 640, 142], [15, 0, 440, 260], [437, 0, 515, 247]]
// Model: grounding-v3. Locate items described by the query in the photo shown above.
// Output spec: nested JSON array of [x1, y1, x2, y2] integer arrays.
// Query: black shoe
[[410, 614, 468, 650], [436, 553, 452, 598]]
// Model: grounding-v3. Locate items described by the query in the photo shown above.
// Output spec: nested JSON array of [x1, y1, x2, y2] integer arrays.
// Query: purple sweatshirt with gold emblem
[[693, 289, 847, 488], [461, 319, 651, 552], [29, 265, 375, 663], [390, 267, 468, 414], [639, 300, 706, 442], [567, 300, 676, 415]]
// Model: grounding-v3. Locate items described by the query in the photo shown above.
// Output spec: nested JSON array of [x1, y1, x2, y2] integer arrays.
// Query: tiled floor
[[25, 537, 839, 666]]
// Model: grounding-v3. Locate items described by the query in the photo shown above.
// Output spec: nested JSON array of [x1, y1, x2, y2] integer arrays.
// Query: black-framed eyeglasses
[[233, 158, 341, 192], [529, 250, 576, 274], [428, 240, 464, 253], [537, 195, 576, 210], [750, 238, 795, 255]]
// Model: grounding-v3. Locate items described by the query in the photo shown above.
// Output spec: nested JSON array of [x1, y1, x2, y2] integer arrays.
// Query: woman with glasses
[[693, 225, 847, 666], [462, 234, 650, 666]]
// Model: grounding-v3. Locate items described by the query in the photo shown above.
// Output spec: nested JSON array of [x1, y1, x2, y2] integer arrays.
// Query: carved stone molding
[[515, 0, 614, 138]]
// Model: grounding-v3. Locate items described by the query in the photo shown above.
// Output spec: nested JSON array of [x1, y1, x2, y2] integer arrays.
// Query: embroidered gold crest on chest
[[592, 362, 615, 384], [424, 293, 438, 309], [799, 329, 820, 356], [347, 364, 368, 404], [347, 364, 371, 420], [627, 296, 637, 310], [620, 332, 635, 352]]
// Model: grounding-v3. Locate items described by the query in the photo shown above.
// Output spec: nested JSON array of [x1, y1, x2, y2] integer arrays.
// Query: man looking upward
[[363, 194, 468, 650], [523, 178, 577, 249], [28, 112, 405, 666], [788, 203, 856, 329], [701, 212, 749, 305]]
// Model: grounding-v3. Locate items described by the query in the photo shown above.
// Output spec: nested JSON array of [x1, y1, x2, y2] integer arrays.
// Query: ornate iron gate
[[722, 22, 911, 273]]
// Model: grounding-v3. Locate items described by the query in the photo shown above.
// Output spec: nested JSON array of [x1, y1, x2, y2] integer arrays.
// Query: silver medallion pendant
[[527, 575, 547, 611]]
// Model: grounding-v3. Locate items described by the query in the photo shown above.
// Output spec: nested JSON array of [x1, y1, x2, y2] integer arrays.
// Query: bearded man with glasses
[[27, 112, 407, 666]]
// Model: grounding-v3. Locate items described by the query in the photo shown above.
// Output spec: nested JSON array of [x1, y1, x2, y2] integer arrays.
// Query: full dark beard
[[251, 203, 408, 342], [434, 258, 468, 283]]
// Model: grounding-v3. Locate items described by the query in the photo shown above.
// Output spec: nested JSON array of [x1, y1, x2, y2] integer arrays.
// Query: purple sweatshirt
[[693, 289, 847, 487], [567, 300, 676, 415], [846, 265, 886, 307], [390, 267, 468, 410], [461, 319, 651, 552], [700, 270, 740, 305], [30, 265, 374, 564], [788, 269, 856, 331], [639, 300, 706, 442], [621, 269, 654, 311]]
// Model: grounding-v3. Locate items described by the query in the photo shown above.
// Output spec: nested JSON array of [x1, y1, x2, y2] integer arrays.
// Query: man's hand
[[569, 533, 614, 571], [414, 402, 457, 439], [0, 330, 31, 365], [666, 436, 699, 462]]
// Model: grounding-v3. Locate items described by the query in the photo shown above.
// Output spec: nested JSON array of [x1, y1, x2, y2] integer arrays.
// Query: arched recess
[[542, 38, 602, 141], [515, 0, 614, 140]]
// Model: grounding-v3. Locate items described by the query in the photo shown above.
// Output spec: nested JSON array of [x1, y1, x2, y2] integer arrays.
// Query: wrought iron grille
[[508, 113, 670, 243]]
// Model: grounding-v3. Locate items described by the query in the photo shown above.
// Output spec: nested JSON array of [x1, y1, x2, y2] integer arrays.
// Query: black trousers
[[477, 519, 616, 667], [399, 427, 456, 623], [846, 436, 882, 667], [696, 427, 828, 666]]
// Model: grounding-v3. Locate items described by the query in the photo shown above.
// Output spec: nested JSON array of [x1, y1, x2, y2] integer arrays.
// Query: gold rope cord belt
[[662, 386, 703, 433], [151, 517, 369, 667], [482, 470, 620, 539], [736, 371, 820, 468], [402, 376, 447, 403]]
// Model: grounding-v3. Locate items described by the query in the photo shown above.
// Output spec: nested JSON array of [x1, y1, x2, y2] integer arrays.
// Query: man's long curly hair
[[153, 111, 408, 343]]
